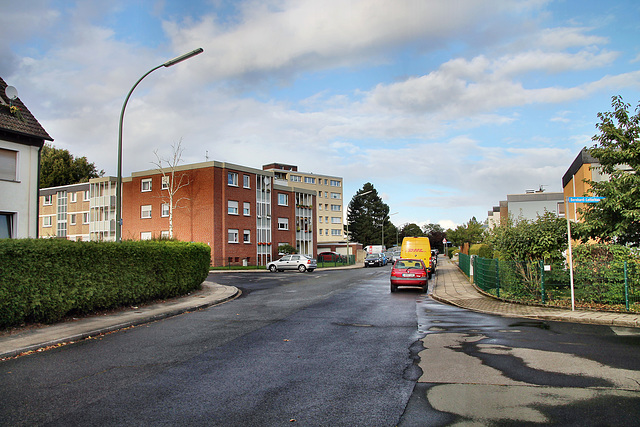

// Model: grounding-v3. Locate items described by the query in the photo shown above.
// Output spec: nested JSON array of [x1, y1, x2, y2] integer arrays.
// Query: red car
[[390, 258, 428, 293]]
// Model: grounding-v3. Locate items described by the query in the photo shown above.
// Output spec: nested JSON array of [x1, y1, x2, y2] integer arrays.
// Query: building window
[[304, 177, 315, 184], [319, 204, 323, 210], [330, 180, 341, 187], [43, 216, 52, 227], [141, 178, 152, 192], [0, 213, 14, 238], [141, 205, 152, 218], [84, 190, 90, 201], [0, 148, 18, 181], [331, 193, 341, 199], [228, 200, 239, 215], [243, 202, 250, 216], [319, 217, 323, 223], [161, 203, 170, 217], [141, 232, 152, 240], [243, 229, 251, 243], [43, 195, 52, 205], [243, 175, 250, 188], [162, 176, 169, 190], [228, 229, 239, 243], [57, 191, 67, 238], [331, 217, 341, 224], [278, 193, 288, 206], [69, 192, 77, 203], [278, 218, 289, 230], [331, 229, 341, 236], [228, 172, 238, 186], [161, 230, 170, 239], [70, 214, 76, 225], [331, 205, 341, 211], [83, 212, 89, 224], [290, 175, 301, 182]]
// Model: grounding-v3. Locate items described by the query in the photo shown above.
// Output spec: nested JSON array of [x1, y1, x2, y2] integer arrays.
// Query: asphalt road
[[1, 266, 639, 426]]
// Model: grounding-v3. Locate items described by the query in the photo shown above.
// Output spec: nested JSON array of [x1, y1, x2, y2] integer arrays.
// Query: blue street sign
[[566, 197, 605, 203]]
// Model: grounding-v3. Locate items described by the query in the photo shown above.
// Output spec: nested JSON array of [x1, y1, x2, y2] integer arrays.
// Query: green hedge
[[0, 239, 211, 328], [469, 243, 493, 258]]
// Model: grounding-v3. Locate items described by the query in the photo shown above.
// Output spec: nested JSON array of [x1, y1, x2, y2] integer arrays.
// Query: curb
[[0, 284, 241, 360]]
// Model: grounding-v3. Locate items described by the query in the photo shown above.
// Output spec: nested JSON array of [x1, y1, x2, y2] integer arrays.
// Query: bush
[[469, 243, 493, 258], [0, 239, 211, 328]]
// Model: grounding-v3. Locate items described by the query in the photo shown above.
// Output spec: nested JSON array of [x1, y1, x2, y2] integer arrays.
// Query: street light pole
[[115, 48, 203, 241]]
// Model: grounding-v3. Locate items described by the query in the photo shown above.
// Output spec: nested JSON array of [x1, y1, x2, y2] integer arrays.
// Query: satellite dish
[[5, 86, 18, 100]]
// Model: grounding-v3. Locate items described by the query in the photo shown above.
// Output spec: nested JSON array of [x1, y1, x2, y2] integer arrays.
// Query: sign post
[[565, 196, 604, 311]]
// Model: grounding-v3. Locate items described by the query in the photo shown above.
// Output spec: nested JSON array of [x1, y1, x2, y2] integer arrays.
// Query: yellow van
[[400, 237, 434, 278]]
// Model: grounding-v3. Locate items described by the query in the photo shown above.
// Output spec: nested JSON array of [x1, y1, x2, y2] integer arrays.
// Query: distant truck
[[400, 237, 434, 279], [364, 245, 386, 255]]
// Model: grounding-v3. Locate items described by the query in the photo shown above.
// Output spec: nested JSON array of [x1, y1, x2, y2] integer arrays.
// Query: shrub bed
[[0, 239, 211, 328]]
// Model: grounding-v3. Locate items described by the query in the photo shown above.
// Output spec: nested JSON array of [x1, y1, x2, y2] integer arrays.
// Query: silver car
[[267, 254, 317, 273]]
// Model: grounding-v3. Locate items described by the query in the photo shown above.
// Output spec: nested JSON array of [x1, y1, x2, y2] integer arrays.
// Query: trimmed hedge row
[[0, 239, 211, 328]]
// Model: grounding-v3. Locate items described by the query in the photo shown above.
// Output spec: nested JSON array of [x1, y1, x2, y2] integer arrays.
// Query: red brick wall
[[122, 164, 309, 266]]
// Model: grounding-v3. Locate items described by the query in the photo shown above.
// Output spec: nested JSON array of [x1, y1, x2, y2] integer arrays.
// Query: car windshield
[[366, 254, 378, 259], [395, 260, 422, 269]]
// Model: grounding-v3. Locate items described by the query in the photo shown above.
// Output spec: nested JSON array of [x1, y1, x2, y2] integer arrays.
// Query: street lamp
[[345, 190, 373, 260], [115, 48, 203, 241], [387, 212, 398, 248], [382, 211, 399, 249]]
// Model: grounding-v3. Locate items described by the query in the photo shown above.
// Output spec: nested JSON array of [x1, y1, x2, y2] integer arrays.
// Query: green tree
[[445, 217, 484, 247], [347, 183, 389, 247], [40, 143, 103, 187], [487, 212, 567, 263], [423, 223, 446, 252], [399, 223, 424, 241], [486, 211, 568, 295], [579, 96, 640, 246]]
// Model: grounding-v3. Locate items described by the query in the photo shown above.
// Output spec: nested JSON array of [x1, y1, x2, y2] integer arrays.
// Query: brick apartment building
[[39, 161, 320, 267]]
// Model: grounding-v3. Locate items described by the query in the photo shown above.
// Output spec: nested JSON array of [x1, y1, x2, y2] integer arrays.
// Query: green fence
[[458, 253, 471, 277], [470, 256, 640, 312]]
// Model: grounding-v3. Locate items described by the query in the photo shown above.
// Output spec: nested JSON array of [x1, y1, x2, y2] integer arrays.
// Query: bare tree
[[151, 139, 190, 239]]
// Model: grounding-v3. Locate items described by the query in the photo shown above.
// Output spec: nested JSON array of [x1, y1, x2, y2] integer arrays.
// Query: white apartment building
[[263, 163, 344, 244]]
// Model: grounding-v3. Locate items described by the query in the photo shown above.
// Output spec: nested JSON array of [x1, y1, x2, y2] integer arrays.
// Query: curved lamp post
[[116, 48, 203, 241]]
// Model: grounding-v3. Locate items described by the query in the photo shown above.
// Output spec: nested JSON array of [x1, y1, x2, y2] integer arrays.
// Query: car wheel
[[390, 284, 397, 293], [298, 264, 307, 273], [269, 265, 277, 272]]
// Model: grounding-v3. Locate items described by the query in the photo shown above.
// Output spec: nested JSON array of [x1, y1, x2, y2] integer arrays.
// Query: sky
[[2, 0, 639, 230]]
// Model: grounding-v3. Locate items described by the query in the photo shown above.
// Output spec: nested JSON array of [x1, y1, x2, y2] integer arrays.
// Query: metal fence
[[210, 255, 356, 270], [470, 256, 640, 312], [458, 253, 471, 277]]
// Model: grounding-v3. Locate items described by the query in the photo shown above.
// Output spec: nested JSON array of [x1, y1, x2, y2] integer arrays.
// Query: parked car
[[390, 258, 428, 292], [364, 253, 384, 267], [267, 255, 317, 272], [431, 249, 438, 267], [317, 251, 341, 262]]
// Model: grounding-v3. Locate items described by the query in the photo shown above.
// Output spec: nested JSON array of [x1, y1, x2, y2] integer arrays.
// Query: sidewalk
[[431, 256, 640, 328], [0, 281, 240, 360]]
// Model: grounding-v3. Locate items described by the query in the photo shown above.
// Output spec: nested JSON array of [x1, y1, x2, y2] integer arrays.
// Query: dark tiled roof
[[0, 76, 53, 143]]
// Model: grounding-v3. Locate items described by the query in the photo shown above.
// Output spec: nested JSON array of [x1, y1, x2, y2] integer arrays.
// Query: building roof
[[562, 147, 599, 188], [0, 77, 53, 144], [506, 192, 564, 202]]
